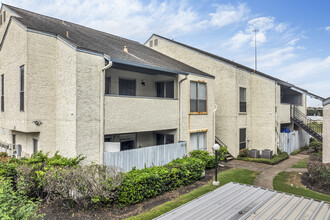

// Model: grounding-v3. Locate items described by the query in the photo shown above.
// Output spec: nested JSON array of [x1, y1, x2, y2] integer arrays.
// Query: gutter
[[179, 75, 188, 140], [213, 104, 217, 149], [100, 59, 113, 164]]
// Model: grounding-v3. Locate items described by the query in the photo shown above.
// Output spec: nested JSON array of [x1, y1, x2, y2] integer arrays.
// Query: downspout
[[179, 75, 188, 141], [100, 60, 113, 164], [275, 81, 278, 154]]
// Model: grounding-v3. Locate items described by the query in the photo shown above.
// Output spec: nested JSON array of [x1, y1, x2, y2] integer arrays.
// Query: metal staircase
[[215, 136, 234, 161], [291, 106, 323, 142]]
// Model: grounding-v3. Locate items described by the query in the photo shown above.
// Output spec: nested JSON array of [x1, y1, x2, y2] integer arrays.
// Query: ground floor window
[[239, 128, 247, 149], [190, 132, 206, 151], [33, 139, 38, 154], [156, 134, 174, 145]]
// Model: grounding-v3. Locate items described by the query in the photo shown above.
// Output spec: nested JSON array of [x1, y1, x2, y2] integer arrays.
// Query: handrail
[[215, 136, 228, 148], [291, 106, 323, 136]]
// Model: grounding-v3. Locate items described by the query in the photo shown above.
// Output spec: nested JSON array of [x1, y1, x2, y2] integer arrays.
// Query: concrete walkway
[[221, 153, 309, 190]]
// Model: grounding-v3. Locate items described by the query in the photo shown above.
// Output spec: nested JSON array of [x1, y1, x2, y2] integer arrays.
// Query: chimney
[[123, 46, 128, 53]]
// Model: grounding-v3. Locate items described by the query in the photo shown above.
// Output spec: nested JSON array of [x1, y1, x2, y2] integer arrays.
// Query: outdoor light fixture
[[213, 143, 220, 186]]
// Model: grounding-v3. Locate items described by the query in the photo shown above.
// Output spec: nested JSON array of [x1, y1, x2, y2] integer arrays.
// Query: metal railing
[[291, 106, 323, 136]]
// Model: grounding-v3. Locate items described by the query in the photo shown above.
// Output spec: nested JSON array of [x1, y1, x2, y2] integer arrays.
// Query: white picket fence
[[279, 130, 310, 155], [103, 142, 187, 172]]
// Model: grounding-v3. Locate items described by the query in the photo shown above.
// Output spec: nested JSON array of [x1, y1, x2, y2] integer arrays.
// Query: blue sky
[[4, 0, 330, 106]]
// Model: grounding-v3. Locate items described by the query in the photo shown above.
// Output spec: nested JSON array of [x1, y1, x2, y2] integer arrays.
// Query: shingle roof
[[1, 4, 212, 77], [156, 182, 330, 220], [151, 34, 325, 100]]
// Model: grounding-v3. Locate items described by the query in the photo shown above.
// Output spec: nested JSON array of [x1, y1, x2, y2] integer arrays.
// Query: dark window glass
[[120, 140, 135, 151], [149, 40, 153, 47], [12, 134, 16, 146], [0, 14, 2, 25], [33, 139, 38, 154], [156, 82, 165, 97], [190, 81, 207, 112], [154, 39, 158, 46], [156, 134, 174, 145], [156, 81, 174, 98], [119, 78, 136, 96], [239, 87, 246, 113], [3, 11, 5, 23], [166, 81, 174, 98], [165, 135, 174, 144], [20, 66, 24, 111], [156, 134, 164, 145], [1, 74, 4, 112], [105, 76, 111, 94], [239, 128, 246, 149]]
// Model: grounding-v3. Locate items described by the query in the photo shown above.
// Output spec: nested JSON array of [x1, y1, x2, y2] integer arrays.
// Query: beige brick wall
[[323, 102, 330, 163]]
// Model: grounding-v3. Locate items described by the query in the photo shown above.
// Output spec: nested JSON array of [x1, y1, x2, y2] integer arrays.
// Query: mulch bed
[[39, 167, 230, 220], [301, 172, 330, 196]]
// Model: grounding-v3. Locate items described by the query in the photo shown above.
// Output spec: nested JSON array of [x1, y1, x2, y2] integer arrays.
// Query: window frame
[[1, 74, 4, 112], [189, 130, 207, 151], [119, 78, 136, 96], [155, 81, 174, 98], [239, 128, 247, 150], [20, 65, 24, 112], [239, 87, 247, 113], [190, 81, 207, 114], [156, 133, 174, 145]]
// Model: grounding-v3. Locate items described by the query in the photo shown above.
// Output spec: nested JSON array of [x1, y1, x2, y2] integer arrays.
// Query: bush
[[239, 149, 248, 157], [307, 160, 330, 189], [0, 177, 43, 220], [189, 150, 215, 169], [290, 145, 309, 156], [117, 157, 205, 206], [217, 146, 228, 161], [309, 141, 322, 152], [237, 152, 289, 165]]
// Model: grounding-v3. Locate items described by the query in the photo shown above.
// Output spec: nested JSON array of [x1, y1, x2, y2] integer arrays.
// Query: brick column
[[323, 98, 330, 163]]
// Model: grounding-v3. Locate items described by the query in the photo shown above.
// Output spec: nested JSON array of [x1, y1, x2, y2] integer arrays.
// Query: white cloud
[[326, 26, 330, 32], [247, 17, 274, 32], [275, 23, 288, 32], [209, 3, 250, 27]]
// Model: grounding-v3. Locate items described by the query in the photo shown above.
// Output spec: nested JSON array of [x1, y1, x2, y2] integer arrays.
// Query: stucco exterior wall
[[323, 102, 330, 163], [0, 6, 14, 43], [146, 35, 301, 157]]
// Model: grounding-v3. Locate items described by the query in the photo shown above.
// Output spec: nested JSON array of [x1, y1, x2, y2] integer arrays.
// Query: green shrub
[[309, 141, 322, 152], [307, 160, 330, 189], [189, 150, 215, 169], [217, 146, 228, 161], [117, 157, 205, 206], [239, 149, 248, 157], [0, 177, 43, 220], [237, 152, 289, 165]]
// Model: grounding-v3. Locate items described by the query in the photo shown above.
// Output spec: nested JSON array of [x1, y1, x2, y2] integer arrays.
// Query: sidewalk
[[221, 153, 309, 190]]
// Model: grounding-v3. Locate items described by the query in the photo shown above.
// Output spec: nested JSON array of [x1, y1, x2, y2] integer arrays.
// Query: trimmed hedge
[[237, 152, 289, 165], [117, 157, 205, 206], [189, 150, 215, 169]]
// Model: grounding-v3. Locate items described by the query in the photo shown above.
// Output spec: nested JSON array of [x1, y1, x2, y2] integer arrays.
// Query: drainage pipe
[[179, 75, 188, 140]]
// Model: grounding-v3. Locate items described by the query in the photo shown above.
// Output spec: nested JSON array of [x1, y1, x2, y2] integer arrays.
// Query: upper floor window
[[20, 65, 24, 112], [239, 87, 246, 113], [1, 74, 4, 112], [190, 81, 207, 113], [105, 76, 111, 94], [154, 39, 158, 46], [0, 14, 2, 25], [156, 133, 174, 145], [3, 11, 5, 23], [119, 78, 136, 96], [149, 40, 153, 47], [156, 81, 174, 98]]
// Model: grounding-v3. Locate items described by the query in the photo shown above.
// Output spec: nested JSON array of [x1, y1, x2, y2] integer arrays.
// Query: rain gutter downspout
[[100, 60, 113, 164], [179, 75, 188, 140], [214, 104, 218, 148]]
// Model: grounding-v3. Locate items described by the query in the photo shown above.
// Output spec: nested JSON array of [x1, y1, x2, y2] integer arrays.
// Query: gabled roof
[[150, 34, 325, 100], [323, 97, 330, 106], [0, 4, 213, 78]]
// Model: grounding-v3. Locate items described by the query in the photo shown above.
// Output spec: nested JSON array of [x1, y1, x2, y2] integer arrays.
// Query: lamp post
[[213, 144, 220, 186]]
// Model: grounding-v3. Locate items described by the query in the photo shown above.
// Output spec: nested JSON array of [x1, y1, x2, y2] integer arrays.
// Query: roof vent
[[123, 46, 128, 53]]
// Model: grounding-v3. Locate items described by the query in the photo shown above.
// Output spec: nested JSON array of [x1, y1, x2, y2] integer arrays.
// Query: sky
[[3, 0, 330, 106]]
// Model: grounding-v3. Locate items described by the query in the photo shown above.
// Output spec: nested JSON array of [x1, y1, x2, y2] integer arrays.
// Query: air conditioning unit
[[261, 149, 273, 159], [248, 149, 260, 158]]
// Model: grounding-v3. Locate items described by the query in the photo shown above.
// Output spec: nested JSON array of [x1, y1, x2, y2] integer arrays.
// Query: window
[[190, 132, 206, 151], [119, 78, 136, 96], [239, 128, 246, 149], [156, 134, 174, 145], [3, 11, 5, 23], [105, 76, 111, 94], [239, 87, 246, 113], [12, 134, 16, 147], [156, 81, 174, 98], [190, 81, 207, 112], [0, 75, 3, 111], [154, 39, 158, 46], [33, 139, 38, 154], [20, 66, 24, 111], [149, 40, 153, 47], [0, 14, 2, 25]]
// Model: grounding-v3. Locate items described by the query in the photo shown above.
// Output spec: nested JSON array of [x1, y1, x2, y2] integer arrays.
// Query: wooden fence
[[279, 130, 310, 155], [103, 142, 187, 172]]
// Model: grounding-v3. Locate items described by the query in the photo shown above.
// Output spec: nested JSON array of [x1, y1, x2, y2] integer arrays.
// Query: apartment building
[[145, 34, 323, 157], [323, 98, 330, 163], [0, 4, 215, 163]]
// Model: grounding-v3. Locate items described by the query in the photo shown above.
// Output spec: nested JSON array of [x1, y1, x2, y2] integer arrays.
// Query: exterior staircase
[[291, 106, 323, 142], [215, 136, 234, 161]]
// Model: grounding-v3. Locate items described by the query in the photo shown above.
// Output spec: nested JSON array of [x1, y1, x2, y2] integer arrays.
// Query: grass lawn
[[273, 171, 330, 202], [126, 168, 260, 220], [291, 158, 307, 168]]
